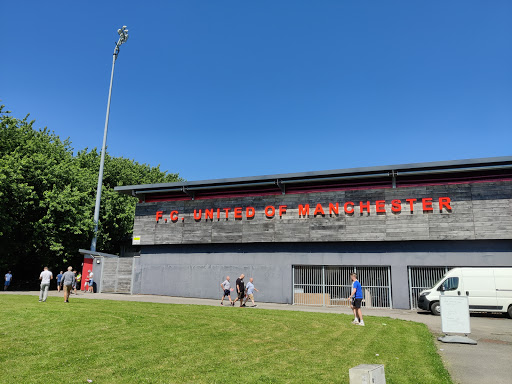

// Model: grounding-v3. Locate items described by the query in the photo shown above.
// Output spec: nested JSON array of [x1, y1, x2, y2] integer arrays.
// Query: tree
[[0, 105, 181, 287]]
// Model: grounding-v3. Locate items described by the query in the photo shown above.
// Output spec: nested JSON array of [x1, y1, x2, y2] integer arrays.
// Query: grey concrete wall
[[133, 240, 512, 309], [132, 181, 512, 245], [132, 256, 141, 294]]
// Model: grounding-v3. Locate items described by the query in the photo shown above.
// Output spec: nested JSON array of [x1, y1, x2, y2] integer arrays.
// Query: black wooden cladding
[[132, 181, 512, 245]]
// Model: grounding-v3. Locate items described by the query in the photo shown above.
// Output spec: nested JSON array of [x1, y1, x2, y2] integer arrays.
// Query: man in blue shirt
[[56, 271, 63, 292], [349, 272, 365, 326], [243, 278, 259, 307], [4, 271, 12, 291]]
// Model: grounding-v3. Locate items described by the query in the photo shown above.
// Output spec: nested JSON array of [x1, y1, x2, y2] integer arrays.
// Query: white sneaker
[[358, 322, 365, 326], [351, 320, 359, 325]]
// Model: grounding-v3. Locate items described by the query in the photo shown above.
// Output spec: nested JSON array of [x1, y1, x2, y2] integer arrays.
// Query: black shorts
[[238, 291, 245, 300], [352, 298, 362, 309], [223, 289, 230, 297]]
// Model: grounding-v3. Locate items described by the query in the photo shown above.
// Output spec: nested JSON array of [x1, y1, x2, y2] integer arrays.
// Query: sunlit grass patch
[[0, 295, 452, 383]]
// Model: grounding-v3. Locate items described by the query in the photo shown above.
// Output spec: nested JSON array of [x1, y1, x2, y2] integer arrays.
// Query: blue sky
[[1, 1, 511, 182]]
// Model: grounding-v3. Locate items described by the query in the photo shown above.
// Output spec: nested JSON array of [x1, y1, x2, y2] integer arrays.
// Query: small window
[[441, 277, 459, 291]]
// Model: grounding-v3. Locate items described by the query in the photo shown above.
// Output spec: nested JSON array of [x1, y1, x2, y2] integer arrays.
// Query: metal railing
[[293, 265, 392, 308]]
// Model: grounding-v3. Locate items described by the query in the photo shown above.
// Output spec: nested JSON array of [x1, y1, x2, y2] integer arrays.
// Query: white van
[[418, 268, 512, 317]]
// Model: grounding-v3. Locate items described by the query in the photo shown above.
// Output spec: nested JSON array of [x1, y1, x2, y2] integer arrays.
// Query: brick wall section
[[132, 181, 512, 245]]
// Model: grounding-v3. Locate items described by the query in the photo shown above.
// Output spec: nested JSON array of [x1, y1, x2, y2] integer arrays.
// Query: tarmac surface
[[3, 290, 512, 384]]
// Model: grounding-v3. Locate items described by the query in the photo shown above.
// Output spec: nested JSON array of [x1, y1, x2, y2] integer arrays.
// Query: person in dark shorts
[[220, 276, 233, 305], [349, 272, 364, 326], [56, 271, 63, 292], [4, 271, 12, 291], [232, 274, 245, 307]]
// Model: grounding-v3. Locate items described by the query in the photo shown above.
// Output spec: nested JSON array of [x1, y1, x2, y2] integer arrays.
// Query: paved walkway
[[3, 291, 511, 384]]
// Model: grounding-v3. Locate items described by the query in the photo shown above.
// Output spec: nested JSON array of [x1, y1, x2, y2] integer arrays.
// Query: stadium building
[[89, 157, 512, 310]]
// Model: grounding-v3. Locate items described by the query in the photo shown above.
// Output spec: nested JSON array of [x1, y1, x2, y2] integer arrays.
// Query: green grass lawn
[[0, 295, 451, 384]]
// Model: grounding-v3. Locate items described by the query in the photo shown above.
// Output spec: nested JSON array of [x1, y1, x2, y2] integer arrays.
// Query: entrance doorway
[[292, 265, 392, 308]]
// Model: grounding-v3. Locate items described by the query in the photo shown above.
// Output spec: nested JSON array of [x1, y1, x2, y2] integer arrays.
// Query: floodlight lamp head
[[114, 25, 129, 52]]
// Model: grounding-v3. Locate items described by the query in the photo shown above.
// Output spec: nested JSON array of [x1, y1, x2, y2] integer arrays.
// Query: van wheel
[[508, 305, 512, 319], [430, 301, 441, 316]]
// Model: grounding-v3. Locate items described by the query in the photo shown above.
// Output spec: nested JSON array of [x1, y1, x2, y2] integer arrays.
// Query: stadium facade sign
[[154, 197, 453, 223], [110, 157, 512, 310]]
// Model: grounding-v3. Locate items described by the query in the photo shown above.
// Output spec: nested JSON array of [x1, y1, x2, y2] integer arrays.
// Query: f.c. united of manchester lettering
[[155, 197, 452, 223]]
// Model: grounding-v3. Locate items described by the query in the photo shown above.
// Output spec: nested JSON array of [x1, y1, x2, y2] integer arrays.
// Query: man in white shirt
[[220, 276, 233, 306], [39, 267, 53, 302]]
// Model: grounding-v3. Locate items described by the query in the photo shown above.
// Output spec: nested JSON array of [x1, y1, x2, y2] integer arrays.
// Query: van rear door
[[461, 269, 498, 311], [494, 268, 512, 313]]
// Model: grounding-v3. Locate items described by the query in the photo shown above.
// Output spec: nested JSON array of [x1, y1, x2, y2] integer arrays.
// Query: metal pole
[[388, 267, 393, 309], [322, 265, 325, 307], [292, 266, 295, 305], [90, 51, 117, 252], [408, 267, 413, 310]]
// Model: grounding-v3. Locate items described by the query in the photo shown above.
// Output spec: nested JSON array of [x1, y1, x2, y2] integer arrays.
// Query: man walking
[[232, 274, 245, 307], [349, 272, 365, 326], [4, 271, 12, 291], [244, 277, 259, 307], [61, 267, 75, 303], [56, 271, 63, 292], [220, 276, 233, 306], [39, 267, 53, 302]]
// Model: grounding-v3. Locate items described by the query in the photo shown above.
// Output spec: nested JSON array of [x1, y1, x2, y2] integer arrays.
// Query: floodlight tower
[[90, 26, 129, 252]]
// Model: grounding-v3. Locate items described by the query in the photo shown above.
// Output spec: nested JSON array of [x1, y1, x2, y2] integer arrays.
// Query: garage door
[[293, 265, 392, 308], [408, 266, 454, 309]]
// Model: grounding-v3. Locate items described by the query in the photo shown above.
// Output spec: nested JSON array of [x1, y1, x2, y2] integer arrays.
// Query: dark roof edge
[[79, 249, 119, 258], [114, 156, 512, 195]]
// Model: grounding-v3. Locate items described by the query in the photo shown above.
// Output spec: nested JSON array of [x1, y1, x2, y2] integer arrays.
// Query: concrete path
[[3, 291, 511, 384]]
